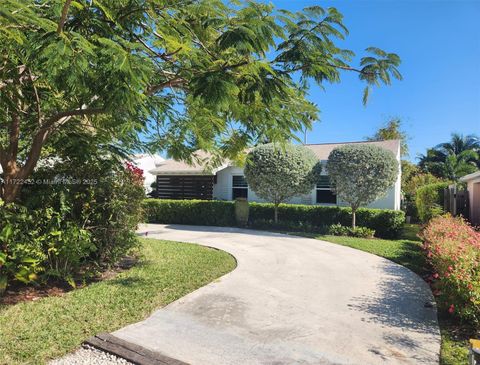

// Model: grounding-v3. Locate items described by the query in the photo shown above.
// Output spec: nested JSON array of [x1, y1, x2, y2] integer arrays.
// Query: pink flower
[[448, 304, 455, 314]]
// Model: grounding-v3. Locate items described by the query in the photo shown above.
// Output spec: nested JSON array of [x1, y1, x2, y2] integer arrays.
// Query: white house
[[132, 154, 164, 194], [150, 140, 402, 210]]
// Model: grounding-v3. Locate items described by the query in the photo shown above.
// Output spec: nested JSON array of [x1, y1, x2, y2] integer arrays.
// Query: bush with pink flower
[[420, 215, 480, 323]]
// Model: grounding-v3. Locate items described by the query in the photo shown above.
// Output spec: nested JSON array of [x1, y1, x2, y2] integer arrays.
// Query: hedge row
[[143, 199, 405, 238]]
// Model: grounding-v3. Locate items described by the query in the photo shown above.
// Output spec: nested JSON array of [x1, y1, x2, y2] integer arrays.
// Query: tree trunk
[[274, 203, 279, 223], [1, 178, 21, 204], [351, 208, 357, 229]]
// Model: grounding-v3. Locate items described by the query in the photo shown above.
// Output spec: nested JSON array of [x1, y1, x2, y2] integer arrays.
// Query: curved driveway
[[114, 224, 440, 365]]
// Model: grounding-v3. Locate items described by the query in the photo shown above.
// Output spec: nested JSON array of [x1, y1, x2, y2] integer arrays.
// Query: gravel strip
[[49, 345, 133, 365]]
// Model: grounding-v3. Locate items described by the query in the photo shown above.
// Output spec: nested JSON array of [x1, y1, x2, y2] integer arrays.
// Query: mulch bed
[[0, 256, 138, 306]]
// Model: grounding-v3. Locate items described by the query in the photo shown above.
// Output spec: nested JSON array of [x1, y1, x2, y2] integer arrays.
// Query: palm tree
[[418, 133, 480, 180]]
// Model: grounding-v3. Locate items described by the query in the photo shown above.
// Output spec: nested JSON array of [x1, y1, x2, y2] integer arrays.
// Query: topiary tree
[[327, 144, 399, 228], [244, 143, 321, 223]]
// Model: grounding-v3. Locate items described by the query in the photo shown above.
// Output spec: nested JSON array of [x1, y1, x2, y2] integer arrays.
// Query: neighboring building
[[150, 140, 402, 210], [132, 154, 164, 194], [459, 171, 480, 226]]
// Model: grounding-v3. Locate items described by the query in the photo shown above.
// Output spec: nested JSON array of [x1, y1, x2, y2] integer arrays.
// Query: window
[[316, 175, 336, 204], [232, 175, 248, 199]]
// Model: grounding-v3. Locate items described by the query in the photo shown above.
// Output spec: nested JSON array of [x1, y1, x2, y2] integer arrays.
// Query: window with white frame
[[232, 175, 248, 199], [316, 175, 336, 204]]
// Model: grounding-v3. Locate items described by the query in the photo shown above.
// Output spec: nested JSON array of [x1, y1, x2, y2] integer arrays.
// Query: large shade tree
[[244, 143, 321, 222], [327, 144, 399, 228], [0, 0, 402, 203]]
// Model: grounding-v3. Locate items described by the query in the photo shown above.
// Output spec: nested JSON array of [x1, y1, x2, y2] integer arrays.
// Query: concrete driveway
[[113, 224, 440, 365]]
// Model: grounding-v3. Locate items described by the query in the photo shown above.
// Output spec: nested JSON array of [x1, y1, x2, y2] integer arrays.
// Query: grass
[[291, 223, 473, 365], [0, 238, 236, 365]]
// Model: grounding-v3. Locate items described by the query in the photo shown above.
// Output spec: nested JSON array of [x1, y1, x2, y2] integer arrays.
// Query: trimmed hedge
[[143, 199, 236, 226], [415, 182, 449, 223], [143, 199, 405, 238]]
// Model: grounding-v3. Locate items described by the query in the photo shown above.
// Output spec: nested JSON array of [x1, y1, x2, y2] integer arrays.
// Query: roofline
[[304, 139, 400, 146], [150, 164, 230, 176], [150, 170, 214, 175], [459, 170, 480, 182]]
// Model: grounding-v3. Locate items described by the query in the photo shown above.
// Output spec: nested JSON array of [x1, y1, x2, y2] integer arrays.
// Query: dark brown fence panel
[[156, 175, 214, 200]]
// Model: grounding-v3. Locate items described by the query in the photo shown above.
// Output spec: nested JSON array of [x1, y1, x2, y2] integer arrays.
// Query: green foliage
[[40, 209, 94, 286], [0, 202, 46, 292], [327, 144, 399, 227], [419, 133, 480, 181], [0, 156, 144, 291], [0, 0, 401, 203], [327, 224, 375, 238], [367, 118, 409, 156], [24, 159, 145, 265], [143, 199, 405, 238], [244, 143, 321, 221], [401, 166, 446, 221], [415, 182, 450, 222], [143, 199, 236, 227]]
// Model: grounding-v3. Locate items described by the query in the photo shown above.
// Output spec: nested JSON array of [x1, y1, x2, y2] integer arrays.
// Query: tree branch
[[27, 67, 42, 125], [0, 144, 6, 169], [8, 112, 20, 162], [57, 0, 73, 34], [41, 107, 105, 130], [146, 78, 187, 96]]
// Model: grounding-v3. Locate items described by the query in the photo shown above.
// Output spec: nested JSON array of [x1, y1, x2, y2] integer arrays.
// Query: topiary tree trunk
[[351, 206, 358, 229], [274, 202, 279, 223]]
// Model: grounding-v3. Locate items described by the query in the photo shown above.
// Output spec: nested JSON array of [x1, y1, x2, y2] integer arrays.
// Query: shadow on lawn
[[389, 240, 428, 276]]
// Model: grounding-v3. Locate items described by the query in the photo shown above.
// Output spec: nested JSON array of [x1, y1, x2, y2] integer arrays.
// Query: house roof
[[150, 140, 401, 175], [459, 170, 480, 182], [304, 139, 401, 160], [149, 150, 229, 175]]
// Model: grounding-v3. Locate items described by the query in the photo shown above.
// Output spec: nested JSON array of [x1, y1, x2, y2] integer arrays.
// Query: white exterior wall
[[133, 154, 164, 193], [212, 143, 402, 211]]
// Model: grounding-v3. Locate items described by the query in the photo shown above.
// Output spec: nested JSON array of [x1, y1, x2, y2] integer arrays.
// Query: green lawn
[[291, 224, 471, 365], [0, 239, 236, 365]]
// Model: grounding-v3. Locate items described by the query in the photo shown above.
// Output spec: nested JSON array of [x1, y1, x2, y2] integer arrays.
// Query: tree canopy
[[327, 144, 398, 227], [367, 118, 409, 157], [0, 0, 401, 202], [244, 143, 321, 222], [418, 133, 479, 181]]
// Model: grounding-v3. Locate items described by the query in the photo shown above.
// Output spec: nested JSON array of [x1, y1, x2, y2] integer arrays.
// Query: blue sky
[[269, 0, 480, 161]]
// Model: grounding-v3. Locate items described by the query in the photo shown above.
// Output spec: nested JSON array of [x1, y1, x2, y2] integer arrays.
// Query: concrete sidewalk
[[113, 224, 440, 365]]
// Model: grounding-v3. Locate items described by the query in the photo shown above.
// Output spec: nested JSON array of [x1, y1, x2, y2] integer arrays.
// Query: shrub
[[40, 208, 95, 286], [0, 158, 145, 293], [143, 199, 405, 238], [415, 182, 449, 222], [0, 202, 45, 294], [328, 224, 375, 238], [420, 215, 480, 323], [22, 158, 145, 267]]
